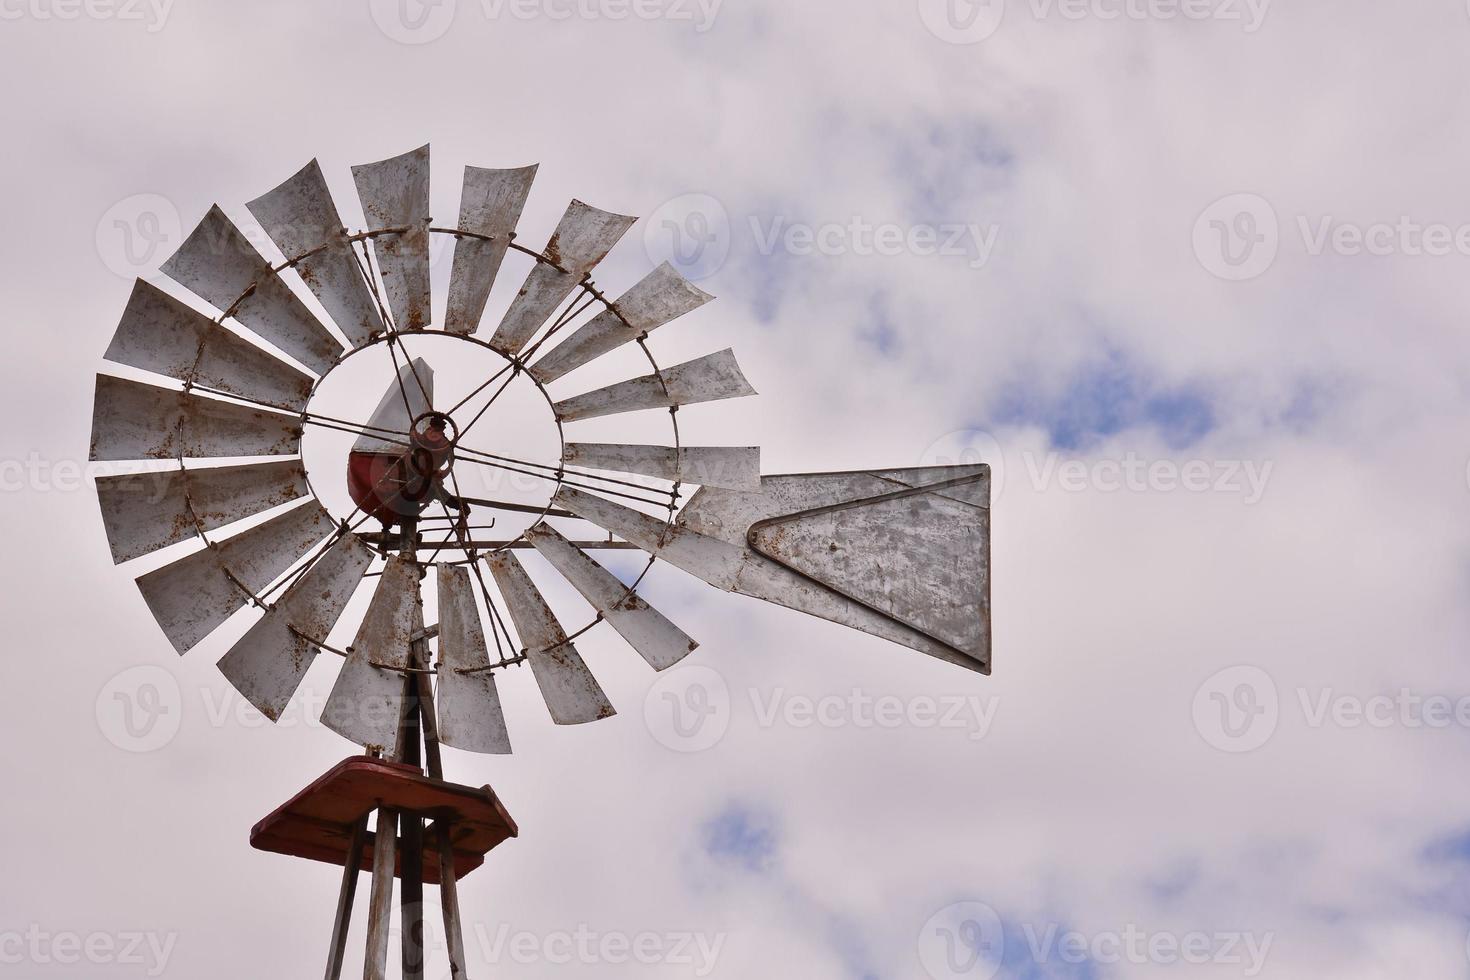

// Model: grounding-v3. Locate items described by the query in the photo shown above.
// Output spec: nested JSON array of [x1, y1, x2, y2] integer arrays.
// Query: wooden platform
[[250, 756, 517, 883]]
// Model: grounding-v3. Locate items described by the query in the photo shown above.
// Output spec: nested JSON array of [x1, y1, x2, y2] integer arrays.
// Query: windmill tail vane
[[88, 144, 992, 979]]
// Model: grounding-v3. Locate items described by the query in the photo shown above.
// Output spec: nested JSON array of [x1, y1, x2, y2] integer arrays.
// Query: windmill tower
[[90, 146, 991, 978]]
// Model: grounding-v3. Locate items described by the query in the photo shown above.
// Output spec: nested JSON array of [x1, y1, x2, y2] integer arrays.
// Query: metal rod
[[396, 520, 426, 980], [357, 534, 643, 551], [324, 815, 369, 980], [363, 808, 398, 980], [437, 822, 468, 980]]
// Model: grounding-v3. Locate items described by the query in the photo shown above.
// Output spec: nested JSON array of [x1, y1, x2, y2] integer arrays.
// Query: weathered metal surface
[[322, 556, 420, 756], [323, 816, 369, 980], [135, 499, 336, 655], [436, 821, 468, 980], [564, 442, 761, 491], [489, 200, 637, 356], [444, 165, 538, 336], [435, 564, 511, 755], [353, 358, 433, 454], [745, 473, 989, 663], [529, 263, 712, 384], [95, 459, 310, 564], [679, 465, 990, 539], [486, 551, 616, 725], [552, 349, 756, 422], [246, 158, 385, 349], [364, 807, 398, 980], [526, 524, 697, 670], [556, 471, 992, 672], [249, 756, 518, 879], [554, 486, 745, 587], [104, 279, 314, 411], [161, 205, 343, 375], [353, 145, 432, 331], [216, 533, 375, 721], [90, 375, 302, 461]]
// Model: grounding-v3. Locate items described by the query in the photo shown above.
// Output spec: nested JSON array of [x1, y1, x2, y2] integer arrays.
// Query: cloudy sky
[[4, 0, 1470, 977]]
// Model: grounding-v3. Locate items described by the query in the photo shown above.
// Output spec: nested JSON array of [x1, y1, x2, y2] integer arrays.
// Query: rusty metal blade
[[529, 263, 712, 383], [553, 486, 744, 588], [486, 551, 615, 725], [322, 556, 420, 756], [565, 443, 760, 491], [445, 165, 537, 336], [353, 145, 432, 331], [161, 205, 343, 375], [488, 200, 637, 356], [557, 481, 990, 674], [95, 459, 309, 564], [105, 279, 313, 411], [553, 349, 756, 423], [435, 564, 512, 754], [135, 499, 336, 655], [352, 358, 433, 454], [526, 524, 696, 671], [90, 375, 302, 461], [247, 159, 385, 349], [217, 534, 374, 721]]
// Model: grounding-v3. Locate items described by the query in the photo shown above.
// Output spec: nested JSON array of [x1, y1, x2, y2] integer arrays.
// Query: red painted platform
[[250, 756, 518, 883]]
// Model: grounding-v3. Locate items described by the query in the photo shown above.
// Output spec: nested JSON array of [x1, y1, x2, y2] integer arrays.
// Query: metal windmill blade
[[161, 205, 344, 375], [489, 200, 637, 356], [444, 164, 537, 336], [353, 145, 432, 331], [247, 159, 386, 349]]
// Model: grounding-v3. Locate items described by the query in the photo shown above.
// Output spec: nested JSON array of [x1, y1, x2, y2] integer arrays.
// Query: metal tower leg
[[364, 808, 399, 980], [323, 816, 369, 980]]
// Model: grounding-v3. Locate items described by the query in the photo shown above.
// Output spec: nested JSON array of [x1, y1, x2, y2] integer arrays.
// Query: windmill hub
[[303, 333, 564, 539]]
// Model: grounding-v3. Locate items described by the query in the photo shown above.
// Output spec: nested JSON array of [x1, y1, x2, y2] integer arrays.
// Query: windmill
[[90, 145, 991, 979]]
